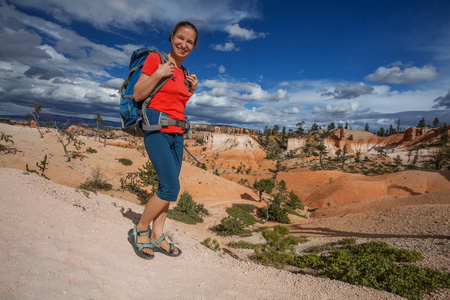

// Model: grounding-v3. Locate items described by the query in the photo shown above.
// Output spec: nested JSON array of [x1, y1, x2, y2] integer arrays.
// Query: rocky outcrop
[[287, 129, 379, 154], [402, 127, 431, 141]]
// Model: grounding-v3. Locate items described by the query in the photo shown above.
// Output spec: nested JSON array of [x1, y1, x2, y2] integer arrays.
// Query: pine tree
[[418, 118, 426, 128], [432, 117, 440, 128]]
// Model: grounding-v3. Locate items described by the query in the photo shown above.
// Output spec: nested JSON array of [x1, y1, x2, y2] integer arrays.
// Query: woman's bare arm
[[133, 61, 174, 102]]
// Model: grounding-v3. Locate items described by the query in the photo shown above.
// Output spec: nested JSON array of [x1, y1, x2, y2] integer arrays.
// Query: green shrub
[[227, 240, 259, 249], [226, 205, 258, 226], [261, 239, 449, 300], [26, 154, 50, 179], [211, 216, 252, 237], [123, 183, 151, 205], [304, 243, 333, 254], [232, 203, 257, 213], [118, 158, 133, 166], [252, 225, 308, 267], [138, 160, 159, 194], [283, 205, 306, 218], [262, 225, 307, 249], [285, 190, 304, 210], [86, 147, 97, 153], [266, 194, 290, 224], [0, 132, 14, 152], [202, 238, 221, 251], [167, 191, 209, 224]]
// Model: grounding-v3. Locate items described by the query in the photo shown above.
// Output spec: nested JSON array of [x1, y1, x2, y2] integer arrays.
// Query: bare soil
[[0, 123, 449, 299]]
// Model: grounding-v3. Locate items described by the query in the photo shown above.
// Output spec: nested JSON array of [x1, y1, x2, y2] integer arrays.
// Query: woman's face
[[170, 26, 197, 60]]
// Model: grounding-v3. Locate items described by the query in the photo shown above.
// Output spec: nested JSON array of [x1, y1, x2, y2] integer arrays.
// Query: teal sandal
[[127, 226, 155, 260], [150, 235, 182, 257]]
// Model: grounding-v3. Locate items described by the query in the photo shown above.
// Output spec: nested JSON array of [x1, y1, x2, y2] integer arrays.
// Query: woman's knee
[[157, 181, 180, 202]]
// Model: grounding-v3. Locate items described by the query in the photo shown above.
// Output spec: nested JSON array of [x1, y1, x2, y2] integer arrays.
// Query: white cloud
[[312, 100, 361, 116], [224, 23, 265, 40], [211, 41, 239, 52], [282, 107, 299, 114], [201, 80, 287, 102], [6, 0, 262, 31], [365, 63, 439, 84], [218, 65, 226, 74]]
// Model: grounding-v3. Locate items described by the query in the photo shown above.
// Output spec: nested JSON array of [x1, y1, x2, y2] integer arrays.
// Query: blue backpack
[[119, 48, 191, 137]]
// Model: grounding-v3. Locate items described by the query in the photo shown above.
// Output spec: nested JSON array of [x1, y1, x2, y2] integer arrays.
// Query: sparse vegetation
[[250, 235, 449, 300], [167, 191, 209, 224], [79, 168, 112, 192], [120, 172, 151, 204], [86, 147, 97, 153], [26, 154, 50, 179], [138, 160, 159, 195], [0, 132, 16, 153], [211, 216, 253, 237], [26, 102, 44, 138], [202, 238, 221, 251], [54, 121, 85, 162], [118, 158, 133, 166], [253, 178, 275, 202], [227, 240, 259, 249], [261, 193, 290, 224]]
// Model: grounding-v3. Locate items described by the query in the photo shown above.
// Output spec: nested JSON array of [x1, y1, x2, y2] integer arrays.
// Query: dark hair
[[169, 21, 198, 46]]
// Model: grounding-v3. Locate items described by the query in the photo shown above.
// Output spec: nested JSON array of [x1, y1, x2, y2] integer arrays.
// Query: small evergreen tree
[[418, 118, 426, 128], [266, 194, 290, 224], [138, 160, 159, 194], [432, 117, 440, 128], [253, 178, 275, 202]]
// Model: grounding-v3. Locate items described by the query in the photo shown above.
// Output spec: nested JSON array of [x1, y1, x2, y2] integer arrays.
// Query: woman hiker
[[128, 21, 198, 259]]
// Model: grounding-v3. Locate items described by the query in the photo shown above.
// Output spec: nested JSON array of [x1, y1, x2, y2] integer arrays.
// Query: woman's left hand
[[186, 74, 198, 96]]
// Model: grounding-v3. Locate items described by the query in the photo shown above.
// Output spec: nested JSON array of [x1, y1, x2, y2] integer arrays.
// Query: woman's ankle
[[136, 223, 149, 232]]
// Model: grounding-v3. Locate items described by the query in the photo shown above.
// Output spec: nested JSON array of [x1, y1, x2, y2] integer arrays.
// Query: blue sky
[[1, 0, 449, 132]]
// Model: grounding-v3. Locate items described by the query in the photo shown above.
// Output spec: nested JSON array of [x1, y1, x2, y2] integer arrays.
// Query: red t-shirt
[[141, 52, 191, 133]]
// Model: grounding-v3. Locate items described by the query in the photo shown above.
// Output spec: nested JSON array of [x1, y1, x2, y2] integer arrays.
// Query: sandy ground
[[0, 123, 449, 299], [0, 168, 404, 300]]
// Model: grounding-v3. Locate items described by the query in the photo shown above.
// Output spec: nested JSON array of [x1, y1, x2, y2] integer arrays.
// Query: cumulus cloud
[[0, 3, 132, 75], [101, 78, 123, 90], [224, 23, 265, 40], [0, 4, 130, 119], [201, 80, 288, 102], [184, 80, 292, 127], [433, 91, 450, 109], [212, 22, 265, 52], [211, 41, 239, 52], [218, 65, 226, 74], [6, 0, 262, 31], [282, 107, 299, 114], [312, 100, 363, 118], [321, 82, 373, 99], [365, 63, 439, 84]]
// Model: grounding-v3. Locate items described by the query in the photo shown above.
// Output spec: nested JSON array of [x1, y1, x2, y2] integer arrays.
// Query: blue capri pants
[[143, 130, 184, 202]]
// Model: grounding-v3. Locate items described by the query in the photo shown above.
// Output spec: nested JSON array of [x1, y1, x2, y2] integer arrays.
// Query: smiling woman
[[127, 20, 199, 260]]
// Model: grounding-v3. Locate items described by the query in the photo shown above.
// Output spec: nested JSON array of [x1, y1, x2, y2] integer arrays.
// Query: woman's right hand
[[155, 61, 174, 78]]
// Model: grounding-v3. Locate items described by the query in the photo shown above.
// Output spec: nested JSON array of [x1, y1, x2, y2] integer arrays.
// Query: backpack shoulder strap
[[181, 65, 191, 91]]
